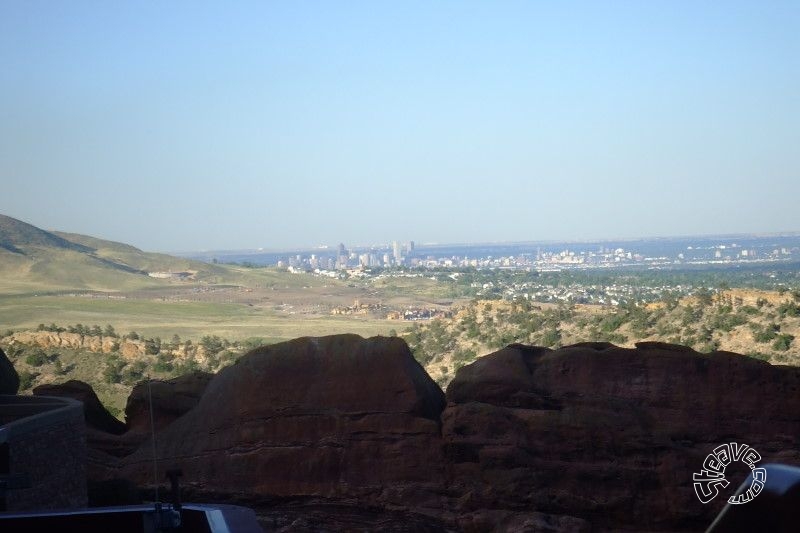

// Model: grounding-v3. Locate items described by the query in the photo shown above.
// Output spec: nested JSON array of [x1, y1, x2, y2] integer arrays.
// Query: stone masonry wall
[[4, 402, 87, 511]]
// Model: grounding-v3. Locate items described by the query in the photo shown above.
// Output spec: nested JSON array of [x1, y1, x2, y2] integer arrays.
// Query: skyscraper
[[393, 241, 402, 265]]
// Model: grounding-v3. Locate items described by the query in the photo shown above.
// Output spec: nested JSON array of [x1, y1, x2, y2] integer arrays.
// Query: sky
[[1, 1, 798, 252]]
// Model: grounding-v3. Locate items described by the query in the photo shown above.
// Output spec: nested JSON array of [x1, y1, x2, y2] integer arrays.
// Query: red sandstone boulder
[[0, 347, 19, 394], [34, 380, 126, 435], [83, 337, 800, 531], [443, 342, 800, 530], [124, 371, 213, 434], [31, 380, 134, 472], [119, 335, 447, 513]]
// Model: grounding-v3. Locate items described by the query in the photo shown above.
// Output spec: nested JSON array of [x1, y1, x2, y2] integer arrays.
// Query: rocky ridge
[[4, 330, 208, 360], [23, 335, 800, 531]]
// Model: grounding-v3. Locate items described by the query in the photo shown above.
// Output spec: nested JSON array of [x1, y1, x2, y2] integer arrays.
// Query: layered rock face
[[33, 336, 800, 531], [120, 335, 447, 515], [443, 342, 800, 530], [5, 331, 121, 354], [3, 331, 209, 360]]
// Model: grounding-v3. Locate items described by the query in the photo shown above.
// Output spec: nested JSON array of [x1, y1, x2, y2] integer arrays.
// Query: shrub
[[773, 334, 795, 352], [25, 349, 50, 367], [752, 324, 779, 343], [18, 371, 39, 390], [539, 327, 561, 348], [122, 361, 148, 385], [777, 302, 800, 318], [153, 353, 174, 373], [103, 357, 126, 384]]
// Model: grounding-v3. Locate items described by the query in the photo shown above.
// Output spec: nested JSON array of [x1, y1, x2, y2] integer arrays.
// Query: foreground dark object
[[0, 348, 19, 395], [41, 336, 800, 531], [0, 503, 262, 532], [707, 463, 800, 533]]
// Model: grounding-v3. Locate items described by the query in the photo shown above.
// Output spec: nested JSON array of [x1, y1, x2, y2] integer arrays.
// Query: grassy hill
[[0, 214, 92, 254], [0, 214, 274, 293], [53, 231, 230, 279]]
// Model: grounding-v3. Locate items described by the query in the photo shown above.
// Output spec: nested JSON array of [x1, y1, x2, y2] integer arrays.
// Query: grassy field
[[0, 293, 397, 341]]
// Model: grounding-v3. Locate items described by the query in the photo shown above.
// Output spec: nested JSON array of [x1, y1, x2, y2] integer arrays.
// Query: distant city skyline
[[2, 2, 798, 252]]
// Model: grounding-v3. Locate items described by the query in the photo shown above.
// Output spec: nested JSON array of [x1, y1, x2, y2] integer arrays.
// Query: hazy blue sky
[[1, 1, 798, 252]]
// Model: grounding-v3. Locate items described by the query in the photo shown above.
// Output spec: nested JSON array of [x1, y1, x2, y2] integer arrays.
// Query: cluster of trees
[[37, 323, 119, 337], [404, 287, 800, 381]]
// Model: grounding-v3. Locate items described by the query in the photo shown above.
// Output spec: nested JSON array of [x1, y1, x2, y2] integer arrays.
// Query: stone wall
[[1, 395, 87, 511]]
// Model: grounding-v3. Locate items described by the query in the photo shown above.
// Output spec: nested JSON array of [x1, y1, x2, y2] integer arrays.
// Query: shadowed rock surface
[[34, 380, 127, 435], [68, 336, 800, 531], [0, 346, 19, 394], [124, 370, 213, 435], [120, 335, 447, 516], [88, 371, 216, 461], [443, 341, 800, 531]]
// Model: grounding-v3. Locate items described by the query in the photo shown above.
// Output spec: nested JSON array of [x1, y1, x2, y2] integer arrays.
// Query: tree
[[144, 337, 161, 355], [200, 335, 226, 356], [539, 327, 561, 348]]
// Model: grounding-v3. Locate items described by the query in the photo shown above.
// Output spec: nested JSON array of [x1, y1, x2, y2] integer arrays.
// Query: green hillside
[[0, 214, 91, 254], [54, 230, 230, 279], [0, 213, 334, 295], [0, 214, 238, 292]]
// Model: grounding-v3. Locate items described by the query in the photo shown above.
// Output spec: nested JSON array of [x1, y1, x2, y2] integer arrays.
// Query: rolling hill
[[0, 214, 231, 292], [0, 214, 92, 254]]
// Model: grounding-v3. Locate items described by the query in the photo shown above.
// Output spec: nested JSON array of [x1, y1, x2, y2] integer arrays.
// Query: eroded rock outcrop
[[5, 331, 122, 354], [68, 336, 800, 531], [442, 341, 800, 530], [120, 335, 447, 516]]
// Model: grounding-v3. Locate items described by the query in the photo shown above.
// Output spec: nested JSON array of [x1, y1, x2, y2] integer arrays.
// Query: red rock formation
[[119, 335, 447, 516], [124, 371, 213, 435], [34, 380, 126, 435], [0, 346, 19, 394], [72, 337, 799, 531], [442, 342, 800, 530]]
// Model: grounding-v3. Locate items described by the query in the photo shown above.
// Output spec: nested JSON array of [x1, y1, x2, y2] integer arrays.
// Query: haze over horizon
[[2, 2, 798, 252]]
